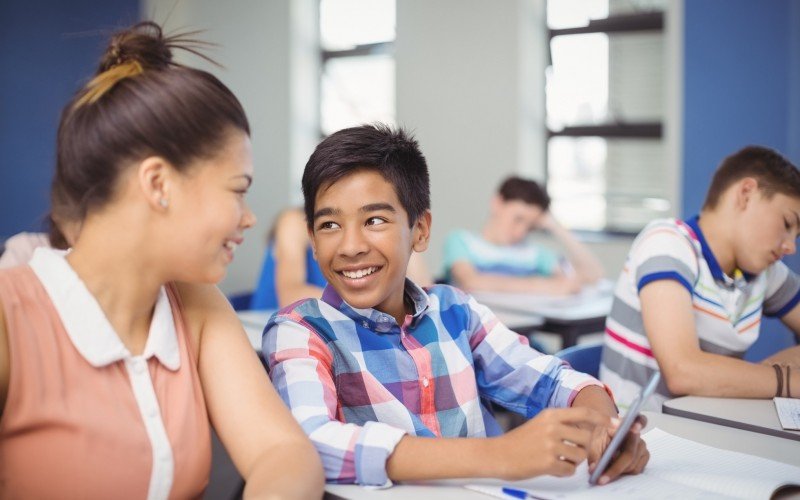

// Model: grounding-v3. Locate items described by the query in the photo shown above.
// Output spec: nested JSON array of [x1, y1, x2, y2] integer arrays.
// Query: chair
[[555, 342, 603, 378]]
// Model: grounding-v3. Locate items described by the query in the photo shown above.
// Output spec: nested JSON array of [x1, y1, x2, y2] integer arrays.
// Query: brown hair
[[703, 146, 800, 209], [497, 176, 550, 211], [53, 21, 250, 222]]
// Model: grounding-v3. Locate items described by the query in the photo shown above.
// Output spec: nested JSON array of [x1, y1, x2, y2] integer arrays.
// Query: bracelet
[[773, 364, 783, 398], [787, 365, 792, 398]]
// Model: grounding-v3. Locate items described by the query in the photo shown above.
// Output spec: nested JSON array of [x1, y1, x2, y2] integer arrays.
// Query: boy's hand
[[586, 415, 650, 485], [491, 407, 612, 480]]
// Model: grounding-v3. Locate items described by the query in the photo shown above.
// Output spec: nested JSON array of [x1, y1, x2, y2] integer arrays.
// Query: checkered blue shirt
[[262, 281, 601, 486]]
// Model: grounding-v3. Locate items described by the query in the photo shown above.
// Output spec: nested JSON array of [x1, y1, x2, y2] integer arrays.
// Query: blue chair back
[[249, 243, 327, 310], [555, 342, 603, 378]]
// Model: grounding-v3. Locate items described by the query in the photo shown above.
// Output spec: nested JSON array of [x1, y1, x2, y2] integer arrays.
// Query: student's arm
[[464, 292, 647, 483], [450, 260, 581, 295], [264, 315, 614, 484], [179, 283, 324, 499], [538, 213, 604, 285], [761, 270, 800, 368], [642, 280, 800, 397], [273, 210, 324, 307]]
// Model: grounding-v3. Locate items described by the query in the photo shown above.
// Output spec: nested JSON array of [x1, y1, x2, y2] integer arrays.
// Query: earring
[[159, 198, 168, 208]]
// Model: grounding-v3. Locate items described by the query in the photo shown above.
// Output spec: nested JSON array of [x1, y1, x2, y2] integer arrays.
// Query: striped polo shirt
[[600, 216, 800, 411]]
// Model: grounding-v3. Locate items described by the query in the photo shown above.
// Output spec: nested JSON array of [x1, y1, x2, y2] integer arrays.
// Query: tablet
[[588, 371, 661, 485]]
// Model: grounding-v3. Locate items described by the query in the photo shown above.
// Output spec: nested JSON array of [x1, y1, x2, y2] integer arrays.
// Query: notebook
[[464, 428, 800, 500]]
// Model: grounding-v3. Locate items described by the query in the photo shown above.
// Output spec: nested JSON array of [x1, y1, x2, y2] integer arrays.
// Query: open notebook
[[464, 428, 800, 500]]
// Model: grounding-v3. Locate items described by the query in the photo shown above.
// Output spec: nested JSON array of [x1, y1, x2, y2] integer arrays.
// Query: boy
[[601, 146, 800, 411], [263, 124, 648, 487], [444, 176, 604, 294]]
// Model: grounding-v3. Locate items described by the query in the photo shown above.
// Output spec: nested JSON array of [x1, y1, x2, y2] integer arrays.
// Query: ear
[[411, 210, 432, 252], [736, 177, 760, 210], [137, 156, 175, 212]]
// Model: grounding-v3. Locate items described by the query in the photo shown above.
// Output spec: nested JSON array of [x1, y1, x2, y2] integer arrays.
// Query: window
[[319, 0, 396, 136], [545, 0, 670, 232]]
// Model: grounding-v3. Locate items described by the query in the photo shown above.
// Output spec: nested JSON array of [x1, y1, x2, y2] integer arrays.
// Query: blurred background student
[[443, 176, 604, 294]]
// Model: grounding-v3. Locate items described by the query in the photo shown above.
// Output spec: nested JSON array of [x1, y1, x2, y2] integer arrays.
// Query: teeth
[[224, 241, 238, 252], [342, 266, 377, 279]]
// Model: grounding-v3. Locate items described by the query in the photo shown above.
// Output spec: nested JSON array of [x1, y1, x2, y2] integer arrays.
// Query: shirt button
[[422, 377, 430, 388], [134, 360, 146, 374], [148, 407, 159, 418], [362, 321, 369, 328]]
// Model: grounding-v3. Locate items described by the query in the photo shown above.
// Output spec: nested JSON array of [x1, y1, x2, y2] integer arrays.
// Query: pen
[[501, 486, 547, 500]]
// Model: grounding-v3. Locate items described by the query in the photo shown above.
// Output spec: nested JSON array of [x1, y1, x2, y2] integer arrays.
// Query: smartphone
[[588, 371, 661, 485]]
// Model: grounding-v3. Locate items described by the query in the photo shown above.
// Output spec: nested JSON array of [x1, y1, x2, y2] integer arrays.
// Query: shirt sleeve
[[262, 316, 406, 486], [763, 260, 800, 317], [630, 223, 699, 294], [462, 291, 603, 418]]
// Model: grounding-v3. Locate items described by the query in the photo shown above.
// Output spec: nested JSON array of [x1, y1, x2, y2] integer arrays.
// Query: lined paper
[[464, 428, 800, 500]]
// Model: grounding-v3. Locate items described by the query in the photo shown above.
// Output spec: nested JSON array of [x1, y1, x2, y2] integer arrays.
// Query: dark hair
[[497, 176, 550, 211], [301, 124, 430, 228], [703, 146, 800, 209], [53, 21, 250, 221]]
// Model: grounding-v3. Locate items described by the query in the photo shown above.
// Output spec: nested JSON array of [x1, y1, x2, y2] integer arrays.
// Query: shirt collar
[[684, 215, 754, 286], [321, 279, 430, 332], [29, 247, 181, 370]]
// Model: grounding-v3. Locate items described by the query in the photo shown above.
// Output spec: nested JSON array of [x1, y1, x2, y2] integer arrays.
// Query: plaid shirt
[[262, 282, 601, 486]]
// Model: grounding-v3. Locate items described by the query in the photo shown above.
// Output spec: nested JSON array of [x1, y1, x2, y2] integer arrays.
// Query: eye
[[317, 220, 340, 231], [785, 218, 792, 230], [366, 216, 387, 226]]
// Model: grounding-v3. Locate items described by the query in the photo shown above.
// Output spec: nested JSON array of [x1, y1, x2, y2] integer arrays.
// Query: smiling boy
[[601, 146, 800, 411], [262, 124, 648, 487]]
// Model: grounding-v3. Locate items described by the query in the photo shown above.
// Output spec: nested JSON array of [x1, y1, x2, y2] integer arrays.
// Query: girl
[[0, 21, 323, 498]]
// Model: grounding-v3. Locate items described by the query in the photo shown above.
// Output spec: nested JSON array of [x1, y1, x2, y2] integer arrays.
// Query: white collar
[[28, 247, 181, 370]]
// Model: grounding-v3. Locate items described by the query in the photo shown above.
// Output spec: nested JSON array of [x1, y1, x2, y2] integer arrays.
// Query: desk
[[471, 281, 614, 349], [663, 396, 800, 442], [324, 410, 800, 499]]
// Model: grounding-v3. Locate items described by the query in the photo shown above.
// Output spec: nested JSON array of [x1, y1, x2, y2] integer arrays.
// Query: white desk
[[324, 410, 800, 499], [663, 395, 800, 442], [236, 309, 274, 351], [471, 281, 614, 348]]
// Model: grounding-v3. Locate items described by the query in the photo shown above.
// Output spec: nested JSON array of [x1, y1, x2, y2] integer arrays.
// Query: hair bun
[[98, 21, 173, 73]]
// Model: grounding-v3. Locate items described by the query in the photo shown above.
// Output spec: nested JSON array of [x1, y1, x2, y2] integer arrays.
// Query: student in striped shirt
[[601, 146, 800, 411], [263, 124, 649, 487]]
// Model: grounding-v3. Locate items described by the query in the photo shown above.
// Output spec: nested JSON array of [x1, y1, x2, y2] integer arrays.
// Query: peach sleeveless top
[[0, 249, 211, 499]]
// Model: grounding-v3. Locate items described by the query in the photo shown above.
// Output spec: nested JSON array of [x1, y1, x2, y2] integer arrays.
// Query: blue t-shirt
[[249, 243, 327, 310], [442, 230, 560, 282]]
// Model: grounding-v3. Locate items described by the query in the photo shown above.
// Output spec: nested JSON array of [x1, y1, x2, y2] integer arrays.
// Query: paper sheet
[[464, 428, 800, 500], [774, 397, 800, 430]]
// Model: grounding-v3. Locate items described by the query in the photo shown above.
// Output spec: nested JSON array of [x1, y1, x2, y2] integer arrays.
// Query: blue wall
[[0, 0, 139, 239], [683, 0, 800, 358]]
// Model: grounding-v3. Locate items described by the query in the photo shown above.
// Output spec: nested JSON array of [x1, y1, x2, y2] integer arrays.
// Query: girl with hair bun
[[0, 21, 323, 498]]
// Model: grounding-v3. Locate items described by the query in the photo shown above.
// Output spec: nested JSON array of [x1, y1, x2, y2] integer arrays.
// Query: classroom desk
[[663, 395, 800, 442], [323, 410, 800, 499], [471, 281, 614, 349]]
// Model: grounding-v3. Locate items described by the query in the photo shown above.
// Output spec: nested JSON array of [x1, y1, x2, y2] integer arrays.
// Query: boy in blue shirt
[[263, 124, 648, 486]]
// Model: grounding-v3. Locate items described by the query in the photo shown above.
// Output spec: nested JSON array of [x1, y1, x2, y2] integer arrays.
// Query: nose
[[339, 224, 369, 258], [241, 202, 257, 229], [783, 236, 796, 255]]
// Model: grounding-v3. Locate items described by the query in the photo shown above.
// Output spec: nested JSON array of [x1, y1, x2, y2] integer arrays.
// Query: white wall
[[395, 0, 549, 276], [143, 0, 634, 288], [143, 0, 320, 294]]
